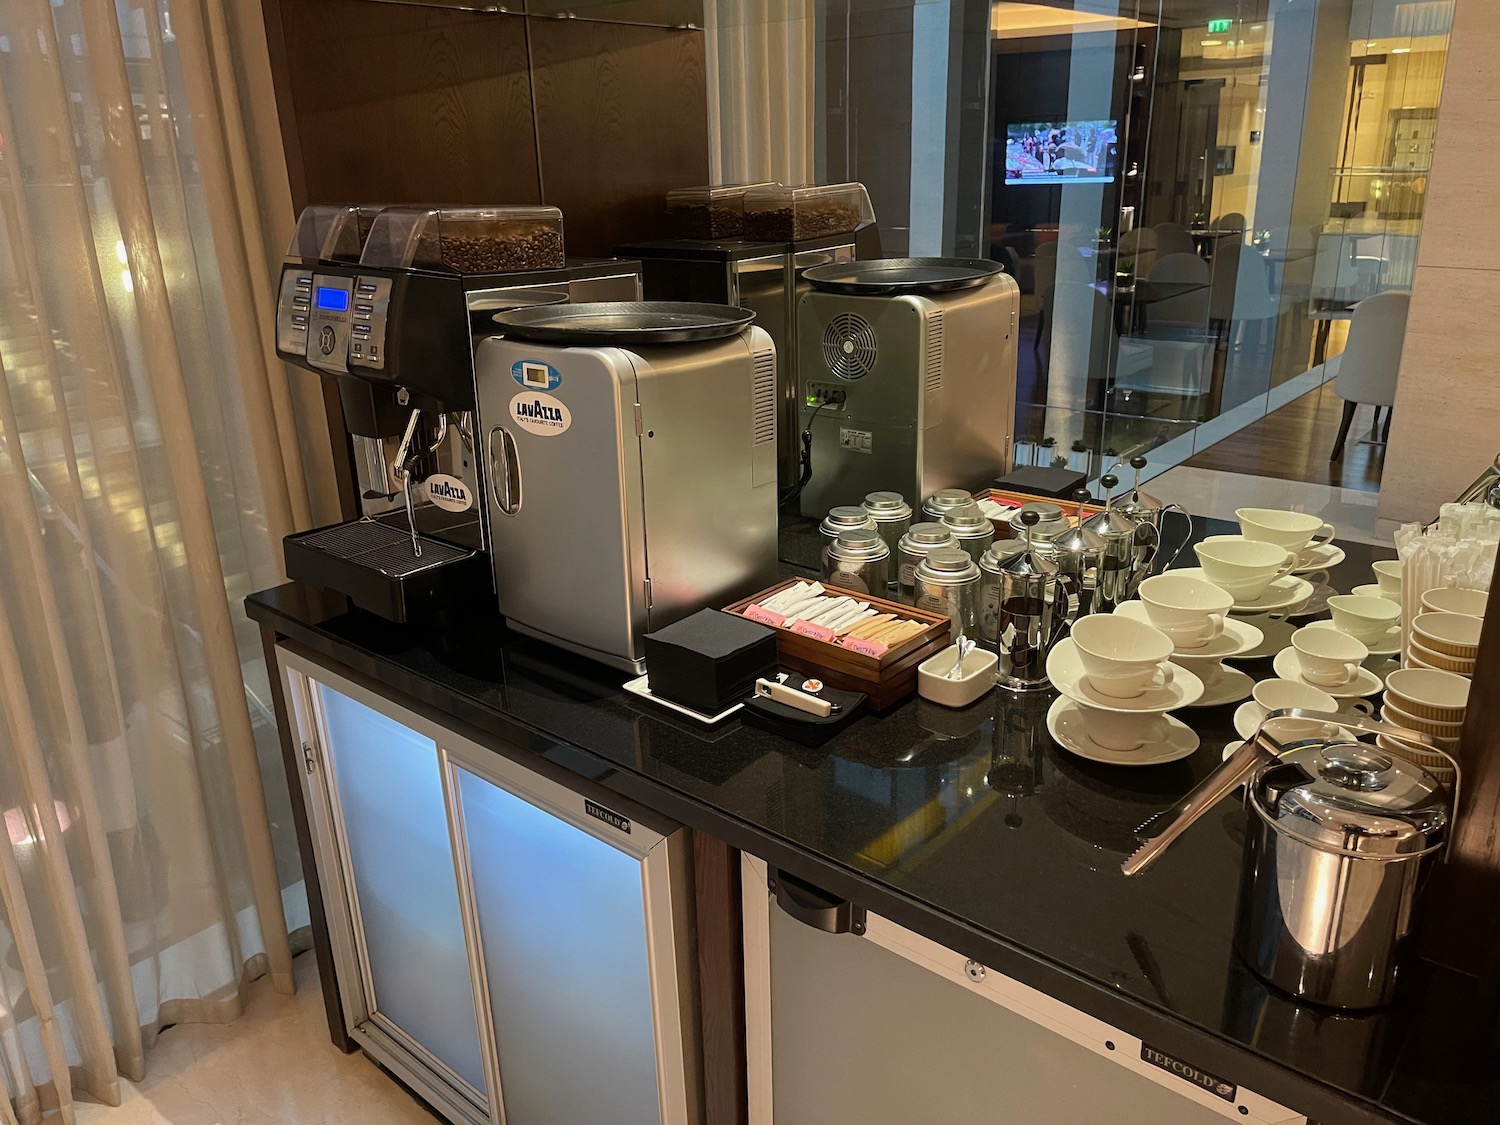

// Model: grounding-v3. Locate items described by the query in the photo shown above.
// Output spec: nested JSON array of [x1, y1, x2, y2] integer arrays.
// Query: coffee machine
[[273, 204, 642, 620], [618, 181, 880, 490], [474, 302, 780, 674], [794, 259, 1020, 516]]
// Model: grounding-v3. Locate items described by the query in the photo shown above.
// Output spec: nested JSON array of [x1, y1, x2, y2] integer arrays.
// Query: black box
[[993, 465, 1087, 500], [644, 609, 778, 716]]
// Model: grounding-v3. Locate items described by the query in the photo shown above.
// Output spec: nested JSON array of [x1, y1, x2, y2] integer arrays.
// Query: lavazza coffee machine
[[273, 204, 642, 621]]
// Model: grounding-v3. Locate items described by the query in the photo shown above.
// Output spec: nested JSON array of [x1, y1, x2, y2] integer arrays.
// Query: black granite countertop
[[247, 524, 1499, 1125]]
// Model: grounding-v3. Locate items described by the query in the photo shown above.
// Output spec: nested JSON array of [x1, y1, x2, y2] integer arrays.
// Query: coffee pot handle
[[1050, 573, 1080, 650], [1158, 503, 1193, 573]]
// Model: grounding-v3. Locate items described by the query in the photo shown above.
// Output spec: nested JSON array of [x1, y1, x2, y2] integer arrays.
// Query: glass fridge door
[[311, 682, 488, 1100], [450, 761, 680, 1125]]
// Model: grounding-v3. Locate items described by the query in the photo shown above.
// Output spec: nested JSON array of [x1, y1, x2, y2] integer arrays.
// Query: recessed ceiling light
[[1366, 41, 1378, 47], [1391, 47, 1412, 53], [1201, 39, 1223, 46], [1250, 23, 1264, 30]]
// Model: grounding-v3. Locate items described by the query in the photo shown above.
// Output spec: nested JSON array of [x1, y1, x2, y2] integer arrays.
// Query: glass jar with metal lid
[[913, 548, 981, 640], [896, 523, 958, 604], [862, 491, 913, 561], [940, 503, 996, 564], [822, 528, 891, 595], [921, 488, 976, 524], [1237, 738, 1453, 1009], [1012, 500, 1069, 542]]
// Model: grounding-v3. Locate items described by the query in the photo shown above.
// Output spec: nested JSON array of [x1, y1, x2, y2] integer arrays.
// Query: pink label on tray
[[743, 604, 785, 627], [790, 621, 836, 642], [841, 636, 889, 658]]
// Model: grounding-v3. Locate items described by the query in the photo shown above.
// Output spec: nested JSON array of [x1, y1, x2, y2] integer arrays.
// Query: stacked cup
[[1236, 507, 1336, 567], [1193, 538, 1298, 604], [1132, 573, 1251, 702], [1379, 667, 1469, 784], [1051, 616, 1201, 753], [1322, 594, 1401, 656], [1409, 611, 1482, 677], [1279, 626, 1370, 692]]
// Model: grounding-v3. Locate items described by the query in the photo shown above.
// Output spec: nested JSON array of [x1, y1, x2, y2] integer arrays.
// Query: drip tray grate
[[359, 537, 473, 578], [298, 520, 409, 555]]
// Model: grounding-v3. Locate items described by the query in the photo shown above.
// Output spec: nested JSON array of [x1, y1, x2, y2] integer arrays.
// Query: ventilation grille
[[751, 347, 776, 446], [821, 312, 878, 380], [923, 308, 944, 395]]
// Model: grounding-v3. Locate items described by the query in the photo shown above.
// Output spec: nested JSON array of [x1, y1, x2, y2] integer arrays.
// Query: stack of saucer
[[1409, 611, 1482, 677], [1273, 626, 1384, 699], [1045, 616, 1204, 766], [1116, 574, 1261, 707], [1379, 667, 1470, 784]]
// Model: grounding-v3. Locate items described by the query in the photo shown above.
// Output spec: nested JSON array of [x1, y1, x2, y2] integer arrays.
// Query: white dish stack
[[1393, 509, 1495, 668]]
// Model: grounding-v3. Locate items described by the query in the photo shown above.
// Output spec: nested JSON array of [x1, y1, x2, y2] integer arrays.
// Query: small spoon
[[948, 634, 975, 679]]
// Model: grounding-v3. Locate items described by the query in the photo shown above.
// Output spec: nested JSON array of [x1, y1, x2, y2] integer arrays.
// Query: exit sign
[[1208, 18, 1233, 33]]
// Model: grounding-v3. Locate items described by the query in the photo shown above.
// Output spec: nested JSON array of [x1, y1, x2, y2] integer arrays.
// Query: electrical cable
[[779, 397, 833, 509]]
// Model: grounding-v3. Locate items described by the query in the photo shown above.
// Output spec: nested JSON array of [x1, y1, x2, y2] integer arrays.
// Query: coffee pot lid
[[998, 510, 1061, 578], [1250, 741, 1449, 858], [1083, 474, 1140, 538], [1115, 455, 1164, 516]]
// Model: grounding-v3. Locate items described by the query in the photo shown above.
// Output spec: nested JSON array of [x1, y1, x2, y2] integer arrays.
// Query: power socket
[[806, 383, 848, 409]]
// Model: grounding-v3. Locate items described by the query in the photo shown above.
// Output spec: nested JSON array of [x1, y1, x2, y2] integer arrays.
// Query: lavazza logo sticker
[[423, 474, 473, 513], [510, 390, 572, 437]]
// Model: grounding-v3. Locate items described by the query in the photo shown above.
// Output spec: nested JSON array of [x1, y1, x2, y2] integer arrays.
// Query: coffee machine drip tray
[[284, 516, 490, 623]]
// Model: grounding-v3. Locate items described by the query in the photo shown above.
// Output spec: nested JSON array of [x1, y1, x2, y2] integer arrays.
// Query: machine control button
[[291, 314, 307, 326], [318, 325, 337, 355], [292, 297, 310, 308], [295, 277, 311, 289], [356, 303, 374, 313]]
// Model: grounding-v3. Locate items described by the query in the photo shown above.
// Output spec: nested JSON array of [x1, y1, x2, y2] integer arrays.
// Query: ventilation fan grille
[[751, 347, 776, 446], [821, 312, 878, 379], [924, 309, 944, 395]]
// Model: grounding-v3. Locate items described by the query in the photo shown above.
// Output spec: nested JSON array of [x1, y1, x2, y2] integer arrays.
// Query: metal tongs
[[1121, 710, 1460, 877], [391, 408, 449, 558]]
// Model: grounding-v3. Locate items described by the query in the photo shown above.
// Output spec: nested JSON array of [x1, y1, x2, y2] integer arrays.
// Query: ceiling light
[[1366, 41, 1378, 47], [1201, 39, 1223, 46], [1250, 23, 1264, 30], [1391, 47, 1411, 53]]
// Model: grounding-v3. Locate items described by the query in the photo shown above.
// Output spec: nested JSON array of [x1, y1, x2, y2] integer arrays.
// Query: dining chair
[[1213, 212, 1246, 232], [1152, 222, 1196, 259], [1145, 253, 1212, 333], [1326, 290, 1412, 461], [1117, 228, 1158, 278]]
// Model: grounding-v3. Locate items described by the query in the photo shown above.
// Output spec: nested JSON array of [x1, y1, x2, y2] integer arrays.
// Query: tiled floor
[[75, 954, 436, 1125]]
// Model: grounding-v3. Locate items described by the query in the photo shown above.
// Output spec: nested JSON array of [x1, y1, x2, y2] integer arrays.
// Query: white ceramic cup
[[1249, 678, 1340, 741], [1193, 538, 1297, 600], [1290, 626, 1368, 688], [1371, 560, 1403, 598], [1351, 583, 1385, 599], [1325, 594, 1401, 644], [1136, 573, 1234, 650], [1070, 615, 1176, 699], [1074, 702, 1170, 751], [1420, 587, 1489, 618], [1236, 507, 1335, 555]]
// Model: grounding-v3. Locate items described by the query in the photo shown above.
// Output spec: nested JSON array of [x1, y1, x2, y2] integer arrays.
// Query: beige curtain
[[704, 0, 817, 185], [0, 1, 337, 1122]]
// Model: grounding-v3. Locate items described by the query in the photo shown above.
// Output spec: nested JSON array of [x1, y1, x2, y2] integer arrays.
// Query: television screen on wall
[[1005, 120, 1119, 184]]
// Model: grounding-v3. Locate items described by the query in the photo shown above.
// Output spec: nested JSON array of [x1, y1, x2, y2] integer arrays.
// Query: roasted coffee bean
[[668, 202, 744, 239], [439, 226, 564, 273], [743, 201, 861, 242]]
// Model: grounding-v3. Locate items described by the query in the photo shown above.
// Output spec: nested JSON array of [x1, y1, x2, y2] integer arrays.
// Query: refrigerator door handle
[[487, 425, 521, 515], [770, 867, 866, 936]]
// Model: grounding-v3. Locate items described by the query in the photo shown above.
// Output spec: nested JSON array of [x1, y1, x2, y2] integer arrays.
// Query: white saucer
[[1272, 648, 1385, 699], [1225, 614, 1298, 662], [1293, 542, 1346, 573], [1048, 697, 1201, 766], [1174, 662, 1255, 708], [1114, 601, 1264, 660], [1304, 618, 1401, 658], [1222, 739, 1244, 762], [1046, 638, 1205, 712], [1171, 568, 1315, 614]]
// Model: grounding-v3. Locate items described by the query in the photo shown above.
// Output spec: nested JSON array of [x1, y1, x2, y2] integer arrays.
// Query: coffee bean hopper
[[272, 205, 642, 621]]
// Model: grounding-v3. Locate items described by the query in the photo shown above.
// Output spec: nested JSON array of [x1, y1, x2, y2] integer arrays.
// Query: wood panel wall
[[262, 0, 711, 256]]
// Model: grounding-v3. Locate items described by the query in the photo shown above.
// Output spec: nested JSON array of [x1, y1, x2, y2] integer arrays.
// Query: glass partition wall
[[996, 0, 1451, 483]]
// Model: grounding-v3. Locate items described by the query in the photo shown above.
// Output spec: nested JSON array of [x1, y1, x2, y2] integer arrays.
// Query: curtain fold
[[0, 1, 333, 1121], [705, 0, 817, 185]]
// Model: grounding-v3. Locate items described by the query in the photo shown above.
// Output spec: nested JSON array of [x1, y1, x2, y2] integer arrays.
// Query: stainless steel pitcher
[[1113, 455, 1191, 578], [1033, 488, 1106, 612], [1084, 473, 1156, 612]]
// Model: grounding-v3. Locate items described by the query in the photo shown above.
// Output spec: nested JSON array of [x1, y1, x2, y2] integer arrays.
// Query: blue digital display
[[316, 286, 350, 312]]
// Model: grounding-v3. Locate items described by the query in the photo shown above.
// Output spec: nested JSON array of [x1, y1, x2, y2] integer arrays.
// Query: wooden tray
[[724, 580, 952, 710], [974, 488, 1104, 539]]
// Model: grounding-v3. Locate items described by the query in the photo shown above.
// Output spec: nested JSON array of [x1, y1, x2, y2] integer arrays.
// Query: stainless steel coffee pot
[[1033, 488, 1107, 611], [988, 509, 1079, 691], [1124, 713, 1457, 1010], [1084, 473, 1157, 612], [1113, 455, 1190, 576]]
